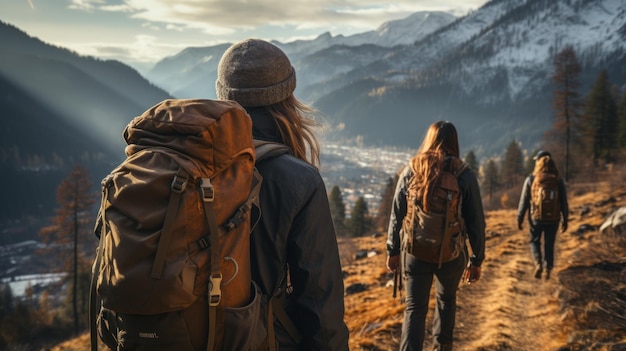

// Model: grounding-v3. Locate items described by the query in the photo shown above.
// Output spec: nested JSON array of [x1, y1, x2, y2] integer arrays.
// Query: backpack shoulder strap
[[252, 140, 303, 346], [451, 159, 469, 179], [254, 140, 292, 163]]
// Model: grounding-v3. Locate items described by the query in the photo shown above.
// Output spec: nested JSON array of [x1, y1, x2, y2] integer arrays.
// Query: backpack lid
[[124, 99, 254, 175]]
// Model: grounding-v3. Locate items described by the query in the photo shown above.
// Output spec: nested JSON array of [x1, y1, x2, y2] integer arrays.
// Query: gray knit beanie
[[216, 38, 296, 107]]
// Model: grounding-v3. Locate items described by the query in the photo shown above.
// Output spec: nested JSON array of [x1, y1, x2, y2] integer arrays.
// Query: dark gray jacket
[[386, 163, 486, 267], [247, 107, 349, 350]]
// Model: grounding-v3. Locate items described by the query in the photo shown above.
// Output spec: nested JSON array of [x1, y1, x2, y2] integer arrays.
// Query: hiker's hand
[[518, 221, 523, 230], [561, 221, 568, 233], [387, 255, 400, 272], [465, 264, 481, 284]]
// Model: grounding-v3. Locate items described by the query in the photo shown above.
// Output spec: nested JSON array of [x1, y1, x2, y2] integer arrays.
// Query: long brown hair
[[408, 121, 460, 211], [264, 95, 321, 168]]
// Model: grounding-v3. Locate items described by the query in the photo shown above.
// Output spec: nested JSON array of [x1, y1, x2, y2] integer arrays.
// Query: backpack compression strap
[[151, 169, 189, 279], [89, 186, 108, 351], [199, 175, 223, 351], [89, 175, 114, 351]]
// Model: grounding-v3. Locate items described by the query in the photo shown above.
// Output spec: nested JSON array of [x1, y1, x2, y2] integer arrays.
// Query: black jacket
[[246, 107, 350, 350], [386, 163, 486, 267]]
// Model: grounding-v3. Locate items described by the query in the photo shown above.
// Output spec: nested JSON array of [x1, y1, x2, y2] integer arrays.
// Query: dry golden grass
[[47, 167, 626, 351]]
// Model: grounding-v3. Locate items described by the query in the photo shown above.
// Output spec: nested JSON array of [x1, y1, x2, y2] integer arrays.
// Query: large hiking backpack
[[89, 99, 293, 351], [530, 172, 561, 222], [402, 158, 468, 267]]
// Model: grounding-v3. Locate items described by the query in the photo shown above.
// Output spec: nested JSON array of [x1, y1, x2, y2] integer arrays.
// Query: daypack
[[89, 99, 297, 351], [402, 158, 468, 267], [530, 172, 561, 222]]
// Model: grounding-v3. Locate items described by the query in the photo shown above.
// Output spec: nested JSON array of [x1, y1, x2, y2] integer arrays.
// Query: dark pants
[[400, 252, 466, 351], [529, 222, 558, 269]]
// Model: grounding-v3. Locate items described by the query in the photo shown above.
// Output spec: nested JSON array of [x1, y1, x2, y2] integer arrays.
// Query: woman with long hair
[[216, 38, 349, 350], [386, 121, 486, 351], [517, 150, 569, 280]]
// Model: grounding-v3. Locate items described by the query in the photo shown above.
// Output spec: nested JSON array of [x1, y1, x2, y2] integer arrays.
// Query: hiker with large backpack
[[386, 121, 485, 351], [91, 98, 269, 351], [517, 150, 569, 280], [215, 38, 350, 350], [90, 39, 348, 351]]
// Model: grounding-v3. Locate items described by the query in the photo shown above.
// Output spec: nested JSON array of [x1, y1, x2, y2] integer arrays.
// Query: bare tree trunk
[[73, 190, 79, 335]]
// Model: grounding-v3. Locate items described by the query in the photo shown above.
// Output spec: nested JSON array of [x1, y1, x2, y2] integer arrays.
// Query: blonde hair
[[408, 121, 460, 211], [264, 95, 321, 168], [533, 156, 559, 176]]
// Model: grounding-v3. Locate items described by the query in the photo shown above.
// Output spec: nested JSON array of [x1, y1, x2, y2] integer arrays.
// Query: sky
[[1, 0, 489, 71]]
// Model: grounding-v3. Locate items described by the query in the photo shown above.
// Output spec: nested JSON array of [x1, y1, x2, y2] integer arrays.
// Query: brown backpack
[[530, 172, 561, 222], [402, 158, 468, 267], [89, 99, 293, 350]]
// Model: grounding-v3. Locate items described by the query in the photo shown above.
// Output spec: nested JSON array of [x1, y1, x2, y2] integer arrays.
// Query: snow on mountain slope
[[280, 11, 455, 55], [469, 0, 625, 100], [381, 0, 626, 102]]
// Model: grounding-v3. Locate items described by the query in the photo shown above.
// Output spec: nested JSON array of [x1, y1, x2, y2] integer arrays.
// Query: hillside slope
[[342, 172, 626, 350], [47, 172, 626, 351]]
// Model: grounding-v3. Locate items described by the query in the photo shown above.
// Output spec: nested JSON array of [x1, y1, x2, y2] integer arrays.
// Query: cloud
[[75, 0, 485, 37], [69, 0, 106, 11]]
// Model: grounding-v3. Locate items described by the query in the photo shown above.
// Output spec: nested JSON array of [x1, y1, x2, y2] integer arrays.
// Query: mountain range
[[145, 0, 626, 157], [0, 0, 625, 220]]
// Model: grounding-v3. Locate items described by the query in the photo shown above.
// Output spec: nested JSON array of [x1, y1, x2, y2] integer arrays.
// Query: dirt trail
[[452, 209, 566, 351]]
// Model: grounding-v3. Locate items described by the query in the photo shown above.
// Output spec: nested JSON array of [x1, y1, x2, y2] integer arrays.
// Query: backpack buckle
[[209, 273, 222, 306], [197, 236, 210, 249], [201, 178, 215, 202], [171, 174, 188, 193]]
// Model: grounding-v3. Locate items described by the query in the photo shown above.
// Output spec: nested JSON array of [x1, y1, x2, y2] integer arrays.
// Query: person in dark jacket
[[386, 121, 485, 351], [216, 38, 350, 350], [517, 150, 569, 280]]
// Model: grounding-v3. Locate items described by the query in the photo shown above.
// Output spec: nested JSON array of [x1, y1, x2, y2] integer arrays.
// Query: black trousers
[[399, 252, 466, 351], [529, 221, 559, 270]]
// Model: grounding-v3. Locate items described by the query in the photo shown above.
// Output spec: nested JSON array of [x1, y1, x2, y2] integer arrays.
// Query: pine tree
[[0, 284, 12, 347], [618, 91, 626, 150], [464, 150, 479, 178], [39, 164, 96, 335], [482, 159, 499, 200], [551, 45, 582, 181], [501, 140, 524, 189], [328, 185, 347, 237], [348, 196, 370, 237], [582, 70, 618, 164], [524, 149, 539, 175]]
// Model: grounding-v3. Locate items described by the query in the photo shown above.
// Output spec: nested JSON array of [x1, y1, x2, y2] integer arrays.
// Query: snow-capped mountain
[[279, 11, 456, 55], [145, 11, 456, 98], [380, 0, 626, 102], [144, 0, 626, 157], [311, 0, 626, 156]]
